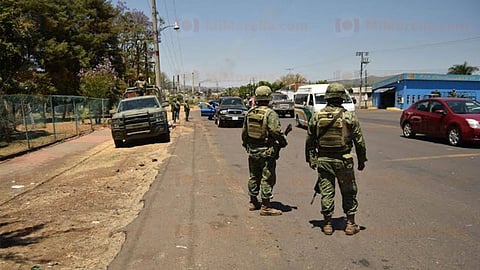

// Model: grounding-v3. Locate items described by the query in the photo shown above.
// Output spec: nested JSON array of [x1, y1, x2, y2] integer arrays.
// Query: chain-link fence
[[0, 95, 111, 160]]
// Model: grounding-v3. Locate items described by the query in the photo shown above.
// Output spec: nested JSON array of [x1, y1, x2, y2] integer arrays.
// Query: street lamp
[[151, 0, 180, 101]]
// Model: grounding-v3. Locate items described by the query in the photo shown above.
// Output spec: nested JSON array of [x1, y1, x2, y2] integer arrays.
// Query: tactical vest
[[247, 107, 270, 140], [316, 109, 348, 149]]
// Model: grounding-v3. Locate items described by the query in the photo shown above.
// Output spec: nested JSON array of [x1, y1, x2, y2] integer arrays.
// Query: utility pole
[[183, 73, 186, 93], [151, 0, 162, 100], [191, 72, 195, 96], [356, 51, 370, 108]]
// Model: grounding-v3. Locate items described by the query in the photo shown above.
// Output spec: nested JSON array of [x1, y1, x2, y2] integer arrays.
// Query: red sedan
[[400, 97, 480, 146]]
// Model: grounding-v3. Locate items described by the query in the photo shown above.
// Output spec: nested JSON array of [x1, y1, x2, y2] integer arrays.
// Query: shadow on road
[[309, 217, 367, 232], [270, 201, 298, 213]]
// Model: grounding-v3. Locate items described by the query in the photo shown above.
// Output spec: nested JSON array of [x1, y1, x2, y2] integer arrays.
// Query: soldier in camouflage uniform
[[242, 86, 288, 216], [305, 83, 367, 235]]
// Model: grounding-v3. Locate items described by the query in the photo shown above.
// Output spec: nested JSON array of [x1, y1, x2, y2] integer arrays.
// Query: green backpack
[[316, 108, 348, 148], [247, 107, 270, 140]]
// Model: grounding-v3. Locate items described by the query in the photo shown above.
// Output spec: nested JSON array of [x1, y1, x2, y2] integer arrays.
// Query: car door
[[426, 100, 446, 137], [411, 100, 430, 134]]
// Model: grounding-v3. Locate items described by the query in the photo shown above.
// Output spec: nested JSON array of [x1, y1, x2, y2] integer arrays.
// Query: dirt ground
[[0, 120, 193, 269]]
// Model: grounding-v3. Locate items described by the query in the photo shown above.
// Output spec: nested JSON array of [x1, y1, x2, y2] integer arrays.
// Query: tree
[[278, 73, 307, 91], [0, 0, 36, 94], [448, 61, 479, 75], [79, 58, 117, 98], [1, 0, 121, 95], [114, 1, 159, 86]]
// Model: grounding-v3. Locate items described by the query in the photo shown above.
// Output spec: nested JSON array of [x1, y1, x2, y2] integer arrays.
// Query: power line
[[370, 36, 480, 53]]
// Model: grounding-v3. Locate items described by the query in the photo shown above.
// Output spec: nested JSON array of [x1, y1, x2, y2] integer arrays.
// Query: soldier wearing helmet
[[305, 83, 367, 235], [135, 73, 147, 95], [241, 86, 288, 216]]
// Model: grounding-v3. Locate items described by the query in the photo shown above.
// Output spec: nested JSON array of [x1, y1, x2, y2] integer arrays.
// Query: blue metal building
[[372, 73, 480, 110]]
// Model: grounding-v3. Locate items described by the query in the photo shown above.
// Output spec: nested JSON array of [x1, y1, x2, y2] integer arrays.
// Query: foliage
[[447, 61, 479, 75], [79, 58, 117, 98], [1, 0, 122, 95], [278, 73, 307, 90], [0, 0, 35, 93]]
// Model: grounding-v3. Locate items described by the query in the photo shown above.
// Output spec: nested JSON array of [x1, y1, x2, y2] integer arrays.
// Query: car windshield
[[272, 94, 288, 101], [446, 100, 480, 114], [221, 98, 243, 106], [118, 97, 159, 112]]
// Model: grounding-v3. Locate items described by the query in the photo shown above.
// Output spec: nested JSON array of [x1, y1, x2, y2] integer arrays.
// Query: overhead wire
[[160, 0, 185, 82], [290, 36, 480, 78]]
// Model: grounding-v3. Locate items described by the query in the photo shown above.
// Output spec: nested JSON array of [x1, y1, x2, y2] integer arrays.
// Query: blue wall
[[372, 74, 480, 110]]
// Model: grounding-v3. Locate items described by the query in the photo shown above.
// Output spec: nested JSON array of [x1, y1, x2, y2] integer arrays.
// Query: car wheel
[[218, 119, 223, 127], [114, 139, 124, 148], [402, 122, 415, 138], [448, 127, 461, 146]]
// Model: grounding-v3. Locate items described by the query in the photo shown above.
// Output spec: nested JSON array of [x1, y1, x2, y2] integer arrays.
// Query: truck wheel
[[161, 132, 171, 143], [114, 140, 124, 148]]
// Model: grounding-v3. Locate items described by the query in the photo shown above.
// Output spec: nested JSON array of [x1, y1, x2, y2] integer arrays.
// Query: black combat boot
[[259, 198, 282, 216], [248, 196, 261, 211]]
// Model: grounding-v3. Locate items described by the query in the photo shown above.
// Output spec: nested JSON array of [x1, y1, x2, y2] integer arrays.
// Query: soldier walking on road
[[305, 83, 367, 235], [184, 100, 190, 121], [241, 86, 288, 216], [175, 99, 181, 122]]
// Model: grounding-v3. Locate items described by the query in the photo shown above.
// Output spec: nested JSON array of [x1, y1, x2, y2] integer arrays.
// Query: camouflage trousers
[[247, 155, 276, 200], [315, 154, 358, 216]]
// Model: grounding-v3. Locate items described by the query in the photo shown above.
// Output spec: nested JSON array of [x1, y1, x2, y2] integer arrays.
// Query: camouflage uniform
[[305, 83, 367, 235], [242, 86, 288, 215]]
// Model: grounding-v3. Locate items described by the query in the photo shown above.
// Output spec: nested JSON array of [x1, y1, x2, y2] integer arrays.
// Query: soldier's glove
[[357, 162, 365, 171]]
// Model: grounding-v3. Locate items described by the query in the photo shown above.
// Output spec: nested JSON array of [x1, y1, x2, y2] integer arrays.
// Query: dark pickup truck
[[110, 95, 170, 147]]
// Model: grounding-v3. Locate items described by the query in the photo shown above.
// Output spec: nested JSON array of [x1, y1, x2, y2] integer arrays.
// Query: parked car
[[270, 92, 294, 118], [400, 97, 480, 146], [208, 99, 220, 108], [198, 102, 216, 119], [110, 95, 170, 147], [214, 96, 247, 127]]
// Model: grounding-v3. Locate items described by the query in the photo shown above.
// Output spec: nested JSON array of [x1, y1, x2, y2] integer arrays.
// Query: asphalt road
[[109, 109, 480, 269]]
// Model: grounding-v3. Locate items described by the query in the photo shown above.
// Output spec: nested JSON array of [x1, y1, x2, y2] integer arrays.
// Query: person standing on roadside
[[175, 99, 181, 122], [305, 83, 367, 235], [241, 86, 288, 216], [184, 100, 190, 121]]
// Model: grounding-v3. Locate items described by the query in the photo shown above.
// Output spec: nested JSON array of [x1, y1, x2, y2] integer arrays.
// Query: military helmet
[[255, 86, 272, 101], [325, 83, 346, 100]]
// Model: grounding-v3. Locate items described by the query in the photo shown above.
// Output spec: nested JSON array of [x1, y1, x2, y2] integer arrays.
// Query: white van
[[294, 84, 356, 127]]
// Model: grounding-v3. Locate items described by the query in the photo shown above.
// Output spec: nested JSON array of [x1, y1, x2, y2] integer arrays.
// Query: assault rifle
[[284, 123, 293, 136]]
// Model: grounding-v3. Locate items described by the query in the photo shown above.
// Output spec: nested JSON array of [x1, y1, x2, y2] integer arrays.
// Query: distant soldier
[[184, 100, 190, 121], [305, 83, 367, 235], [135, 73, 147, 95], [175, 99, 181, 121], [241, 86, 288, 216]]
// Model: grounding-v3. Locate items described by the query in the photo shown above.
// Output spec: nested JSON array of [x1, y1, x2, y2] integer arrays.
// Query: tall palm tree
[[447, 61, 479, 75]]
